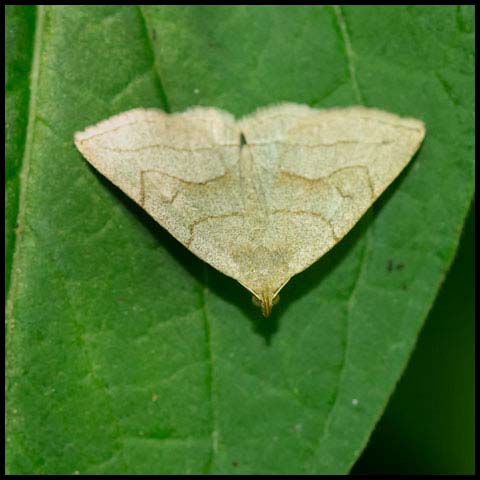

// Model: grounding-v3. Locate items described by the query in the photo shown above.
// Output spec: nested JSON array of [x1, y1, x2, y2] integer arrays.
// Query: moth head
[[252, 291, 280, 317]]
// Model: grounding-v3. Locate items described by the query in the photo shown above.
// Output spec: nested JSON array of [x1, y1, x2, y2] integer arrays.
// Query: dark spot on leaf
[[232, 460, 239, 467], [387, 259, 405, 272], [240, 132, 247, 149]]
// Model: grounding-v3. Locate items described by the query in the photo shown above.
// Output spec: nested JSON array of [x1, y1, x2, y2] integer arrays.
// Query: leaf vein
[[199, 266, 219, 474], [332, 5, 364, 104]]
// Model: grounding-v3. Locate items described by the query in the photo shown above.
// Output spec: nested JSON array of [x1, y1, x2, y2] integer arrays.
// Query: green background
[[6, 5, 474, 474]]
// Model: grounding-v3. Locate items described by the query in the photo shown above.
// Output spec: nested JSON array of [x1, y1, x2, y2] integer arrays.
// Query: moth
[[74, 104, 425, 316]]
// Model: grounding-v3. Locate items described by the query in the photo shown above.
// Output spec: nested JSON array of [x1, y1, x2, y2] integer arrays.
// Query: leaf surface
[[6, 5, 474, 474]]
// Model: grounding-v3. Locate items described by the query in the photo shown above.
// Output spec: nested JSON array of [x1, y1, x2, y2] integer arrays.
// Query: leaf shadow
[[185, 217, 370, 345], [93, 172, 365, 344], [205, 209, 372, 345], [205, 151, 421, 343], [89, 146, 419, 345]]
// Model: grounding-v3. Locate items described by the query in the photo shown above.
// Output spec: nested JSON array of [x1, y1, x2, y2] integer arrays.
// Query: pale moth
[[74, 104, 425, 316]]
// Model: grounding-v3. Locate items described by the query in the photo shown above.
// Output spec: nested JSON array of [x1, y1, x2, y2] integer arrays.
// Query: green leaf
[[353, 206, 475, 474], [5, 4, 36, 295], [6, 5, 474, 475]]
